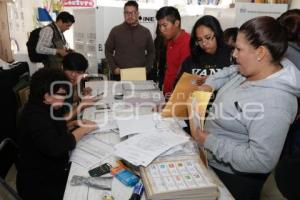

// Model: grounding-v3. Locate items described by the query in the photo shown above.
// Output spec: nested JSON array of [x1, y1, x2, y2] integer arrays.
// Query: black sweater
[[16, 102, 76, 200], [178, 44, 232, 78]]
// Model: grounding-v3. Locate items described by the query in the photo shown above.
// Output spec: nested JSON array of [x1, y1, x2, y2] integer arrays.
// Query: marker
[[129, 181, 144, 200]]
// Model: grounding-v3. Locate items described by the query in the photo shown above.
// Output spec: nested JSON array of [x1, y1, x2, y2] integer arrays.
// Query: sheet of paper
[[85, 81, 123, 106], [192, 91, 212, 131], [70, 135, 114, 168], [116, 113, 157, 137], [116, 113, 186, 138], [114, 131, 189, 167]]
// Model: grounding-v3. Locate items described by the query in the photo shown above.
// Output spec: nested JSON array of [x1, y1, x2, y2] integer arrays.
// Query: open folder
[[161, 72, 200, 118], [120, 67, 146, 81], [187, 91, 213, 167]]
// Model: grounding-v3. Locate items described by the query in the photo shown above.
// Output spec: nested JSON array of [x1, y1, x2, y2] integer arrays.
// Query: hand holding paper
[[194, 128, 209, 145]]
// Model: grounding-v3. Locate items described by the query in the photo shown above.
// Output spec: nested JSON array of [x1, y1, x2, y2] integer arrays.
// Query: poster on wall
[[62, 0, 95, 7]]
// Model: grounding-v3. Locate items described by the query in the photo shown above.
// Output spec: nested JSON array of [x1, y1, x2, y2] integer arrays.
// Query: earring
[[257, 58, 261, 61]]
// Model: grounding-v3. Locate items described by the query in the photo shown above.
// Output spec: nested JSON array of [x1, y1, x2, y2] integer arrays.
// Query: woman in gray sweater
[[195, 16, 300, 199]]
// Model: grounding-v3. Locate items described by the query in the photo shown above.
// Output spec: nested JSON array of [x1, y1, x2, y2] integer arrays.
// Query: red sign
[[62, 0, 95, 7]]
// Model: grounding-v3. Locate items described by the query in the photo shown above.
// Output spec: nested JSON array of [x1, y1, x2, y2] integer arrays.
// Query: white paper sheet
[[70, 135, 114, 168], [114, 131, 189, 167], [116, 113, 158, 137]]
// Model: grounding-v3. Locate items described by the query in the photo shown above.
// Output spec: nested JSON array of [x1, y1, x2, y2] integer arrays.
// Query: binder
[[140, 155, 219, 200]]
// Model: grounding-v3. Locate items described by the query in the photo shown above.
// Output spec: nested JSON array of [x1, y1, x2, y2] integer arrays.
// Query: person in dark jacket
[[105, 1, 154, 80], [177, 15, 232, 83], [153, 24, 167, 90], [275, 9, 300, 200], [62, 52, 100, 121], [16, 68, 97, 200], [277, 9, 300, 70]]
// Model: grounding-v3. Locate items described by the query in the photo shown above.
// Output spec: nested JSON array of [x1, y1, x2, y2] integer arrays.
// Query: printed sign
[[62, 0, 95, 8]]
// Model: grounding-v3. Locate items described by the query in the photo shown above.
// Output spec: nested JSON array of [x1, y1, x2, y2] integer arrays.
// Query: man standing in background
[[36, 11, 75, 69], [105, 1, 155, 80]]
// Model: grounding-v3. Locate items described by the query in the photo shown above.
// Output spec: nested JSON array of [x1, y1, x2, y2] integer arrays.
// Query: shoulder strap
[[48, 23, 66, 47]]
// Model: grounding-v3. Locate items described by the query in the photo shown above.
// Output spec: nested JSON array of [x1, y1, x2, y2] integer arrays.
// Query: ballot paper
[[114, 131, 189, 167], [70, 135, 114, 168], [116, 114, 157, 137], [116, 113, 186, 138]]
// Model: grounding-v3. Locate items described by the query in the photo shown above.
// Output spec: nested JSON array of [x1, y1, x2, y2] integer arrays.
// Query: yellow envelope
[[161, 72, 199, 118], [187, 91, 213, 167]]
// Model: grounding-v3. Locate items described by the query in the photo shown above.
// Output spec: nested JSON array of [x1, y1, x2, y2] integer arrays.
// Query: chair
[[0, 138, 22, 200], [120, 67, 146, 81], [13, 73, 30, 108]]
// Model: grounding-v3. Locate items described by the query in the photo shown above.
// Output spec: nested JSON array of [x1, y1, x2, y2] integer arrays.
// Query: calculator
[[88, 163, 111, 177]]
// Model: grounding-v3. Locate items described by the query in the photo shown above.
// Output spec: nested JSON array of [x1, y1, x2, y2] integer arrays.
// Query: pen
[[129, 181, 144, 200], [234, 101, 243, 112]]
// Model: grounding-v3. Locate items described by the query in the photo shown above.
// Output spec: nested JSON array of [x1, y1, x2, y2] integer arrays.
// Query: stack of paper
[[123, 90, 165, 106], [69, 135, 114, 168], [122, 80, 157, 91], [140, 155, 219, 200], [113, 131, 189, 167]]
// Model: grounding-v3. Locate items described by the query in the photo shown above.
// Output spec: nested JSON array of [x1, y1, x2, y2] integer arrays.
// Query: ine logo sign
[[139, 16, 155, 23]]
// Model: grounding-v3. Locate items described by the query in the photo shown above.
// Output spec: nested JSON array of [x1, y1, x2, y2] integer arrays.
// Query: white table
[[63, 81, 234, 200]]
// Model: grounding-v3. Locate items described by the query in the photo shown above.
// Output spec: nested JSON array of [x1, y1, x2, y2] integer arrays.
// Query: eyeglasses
[[196, 35, 215, 45], [124, 11, 137, 16]]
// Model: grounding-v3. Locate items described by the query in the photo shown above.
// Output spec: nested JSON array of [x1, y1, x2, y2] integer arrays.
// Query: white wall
[[290, 0, 300, 9]]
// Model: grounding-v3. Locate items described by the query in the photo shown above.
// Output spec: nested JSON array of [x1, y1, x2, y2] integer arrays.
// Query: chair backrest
[[0, 177, 22, 200], [120, 67, 146, 81], [0, 138, 22, 200], [13, 74, 30, 108], [0, 138, 19, 179]]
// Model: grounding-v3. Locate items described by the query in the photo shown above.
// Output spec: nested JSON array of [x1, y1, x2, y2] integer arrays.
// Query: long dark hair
[[190, 15, 225, 62]]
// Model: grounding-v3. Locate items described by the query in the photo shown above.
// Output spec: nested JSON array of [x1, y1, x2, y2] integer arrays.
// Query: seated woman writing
[[16, 68, 97, 200]]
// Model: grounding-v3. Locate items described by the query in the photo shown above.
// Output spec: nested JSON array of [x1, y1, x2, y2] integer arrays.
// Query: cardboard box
[[0, 0, 13, 62]]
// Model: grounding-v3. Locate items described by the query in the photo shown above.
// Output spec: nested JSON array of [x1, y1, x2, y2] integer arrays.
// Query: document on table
[[122, 80, 157, 91], [116, 113, 157, 137], [116, 113, 187, 138], [70, 135, 114, 168], [114, 131, 189, 167]]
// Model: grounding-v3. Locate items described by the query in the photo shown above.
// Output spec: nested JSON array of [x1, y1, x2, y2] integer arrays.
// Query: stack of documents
[[116, 113, 186, 138], [123, 90, 165, 106], [122, 80, 157, 91], [113, 131, 189, 167], [140, 155, 219, 200], [69, 135, 115, 168]]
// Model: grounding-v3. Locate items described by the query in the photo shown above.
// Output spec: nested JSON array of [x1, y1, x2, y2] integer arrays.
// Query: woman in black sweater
[[177, 15, 232, 80], [16, 68, 97, 200]]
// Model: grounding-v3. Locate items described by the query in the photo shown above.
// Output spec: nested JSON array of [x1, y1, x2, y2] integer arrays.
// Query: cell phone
[[111, 161, 139, 187], [88, 163, 111, 177]]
